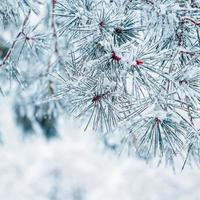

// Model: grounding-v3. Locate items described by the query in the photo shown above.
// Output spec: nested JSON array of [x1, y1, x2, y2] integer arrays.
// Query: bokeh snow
[[0, 96, 199, 200]]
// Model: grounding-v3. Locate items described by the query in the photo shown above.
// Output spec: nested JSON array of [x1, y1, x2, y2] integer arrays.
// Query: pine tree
[[1, 0, 200, 168]]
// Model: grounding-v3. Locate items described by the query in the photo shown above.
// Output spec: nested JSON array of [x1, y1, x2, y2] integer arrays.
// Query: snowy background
[[0, 96, 200, 200], [1, 0, 200, 199]]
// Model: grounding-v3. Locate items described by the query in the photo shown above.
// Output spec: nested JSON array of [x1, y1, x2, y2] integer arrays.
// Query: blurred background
[[0, 95, 200, 200]]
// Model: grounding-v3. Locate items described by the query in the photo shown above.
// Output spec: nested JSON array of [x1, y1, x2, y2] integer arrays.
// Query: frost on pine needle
[[1, 0, 200, 169]]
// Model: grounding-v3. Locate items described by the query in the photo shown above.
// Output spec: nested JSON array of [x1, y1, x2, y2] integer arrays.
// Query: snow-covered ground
[[0, 96, 199, 200]]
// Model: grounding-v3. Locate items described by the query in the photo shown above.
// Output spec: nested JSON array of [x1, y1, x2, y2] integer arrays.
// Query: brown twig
[[179, 51, 195, 56], [182, 17, 200, 27], [47, 0, 65, 73], [51, 0, 58, 54], [0, 10, 31, 67]]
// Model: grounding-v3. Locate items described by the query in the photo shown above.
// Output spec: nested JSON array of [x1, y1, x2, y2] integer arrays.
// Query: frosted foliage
[[1, 0, 200, 183]]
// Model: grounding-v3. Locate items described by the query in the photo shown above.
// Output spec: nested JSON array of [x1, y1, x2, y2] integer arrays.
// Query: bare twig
[[182, 17, 200, 27], [0, 10, 31, 67]]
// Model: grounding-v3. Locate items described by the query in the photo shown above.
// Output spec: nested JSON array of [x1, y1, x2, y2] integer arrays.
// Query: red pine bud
[[92, 95, 102, 103], [155, 117, 161, 124], [136, 59, 144, 65], [179, 79, 188, 85], [112, 51, 121, 62], [99, 21, 105, 28]]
